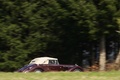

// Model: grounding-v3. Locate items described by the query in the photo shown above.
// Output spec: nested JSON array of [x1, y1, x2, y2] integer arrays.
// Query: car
[[17, 57, 84, 73]]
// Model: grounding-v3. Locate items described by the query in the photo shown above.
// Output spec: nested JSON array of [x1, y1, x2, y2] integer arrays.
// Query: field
[[0, 71, 120, 80]]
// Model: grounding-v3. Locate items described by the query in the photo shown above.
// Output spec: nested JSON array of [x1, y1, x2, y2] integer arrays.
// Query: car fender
[[68, 66, 84, 72], [30, 65, 45, 72]]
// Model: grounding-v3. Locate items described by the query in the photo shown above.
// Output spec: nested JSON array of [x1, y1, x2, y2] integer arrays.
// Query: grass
[[0, 71, 120, 80]]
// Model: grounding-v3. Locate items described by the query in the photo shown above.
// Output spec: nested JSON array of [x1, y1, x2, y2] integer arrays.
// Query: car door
[[47, 60, 64, 71], [47, 64, 64, 71]]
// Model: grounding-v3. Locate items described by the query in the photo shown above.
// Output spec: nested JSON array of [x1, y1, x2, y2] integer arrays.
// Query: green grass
[[0, 71, 120, 80]]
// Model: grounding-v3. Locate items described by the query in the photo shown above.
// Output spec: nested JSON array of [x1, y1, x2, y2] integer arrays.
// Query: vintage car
[[17, 57, 84, 73]]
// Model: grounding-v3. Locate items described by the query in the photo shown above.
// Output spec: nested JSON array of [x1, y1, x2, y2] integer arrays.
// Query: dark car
[[17, 57, 84, 73]]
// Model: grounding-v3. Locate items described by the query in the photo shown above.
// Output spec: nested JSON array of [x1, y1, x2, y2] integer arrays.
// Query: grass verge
[[0, 71, 120, 80]]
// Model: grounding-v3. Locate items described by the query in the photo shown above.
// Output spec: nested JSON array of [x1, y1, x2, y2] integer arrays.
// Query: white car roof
[[29, 57, 58, 64]]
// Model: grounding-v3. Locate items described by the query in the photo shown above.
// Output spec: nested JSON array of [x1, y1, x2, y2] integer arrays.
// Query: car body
[[17, 57, 84, 73]]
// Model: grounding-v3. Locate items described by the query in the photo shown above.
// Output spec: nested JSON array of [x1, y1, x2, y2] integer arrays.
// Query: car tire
[[34, 69, 43, 73]]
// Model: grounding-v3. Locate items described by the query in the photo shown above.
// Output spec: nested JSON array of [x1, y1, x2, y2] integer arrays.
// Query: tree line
[[0, 0, 120, 71]]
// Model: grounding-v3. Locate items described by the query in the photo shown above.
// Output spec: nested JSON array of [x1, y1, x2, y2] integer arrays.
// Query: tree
[[0, 0, 65, 71], [115, 19, 120, 69], [99, 35, 106, 71], [92, 0, 119, 71], [0, 0, 119, 71], [114, 0, 120, 69]]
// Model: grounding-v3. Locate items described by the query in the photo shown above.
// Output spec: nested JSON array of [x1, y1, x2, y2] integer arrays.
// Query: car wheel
[[73, 68, 82, 72], [34, 69, 43, 73]]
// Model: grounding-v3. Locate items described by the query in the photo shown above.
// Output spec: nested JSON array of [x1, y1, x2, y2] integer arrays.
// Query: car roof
[[33, 57, 58, 60], [29, 57, 58, 64]]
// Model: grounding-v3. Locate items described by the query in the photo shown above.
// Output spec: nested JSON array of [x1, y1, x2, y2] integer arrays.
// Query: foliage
[[0, 0, 119, 71]]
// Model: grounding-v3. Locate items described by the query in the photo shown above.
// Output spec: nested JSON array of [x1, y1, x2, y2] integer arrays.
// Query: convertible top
[[29, 57, 58, 64]]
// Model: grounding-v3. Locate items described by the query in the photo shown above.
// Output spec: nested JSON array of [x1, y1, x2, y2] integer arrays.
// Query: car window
[[49, 60, 59, 64]]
